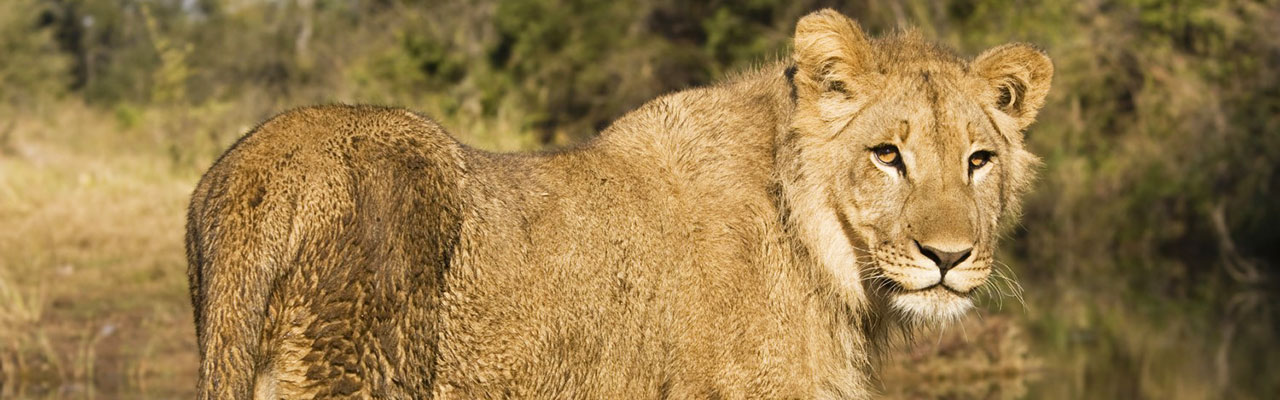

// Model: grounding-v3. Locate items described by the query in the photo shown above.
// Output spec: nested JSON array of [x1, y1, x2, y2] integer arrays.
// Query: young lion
[[186, 9, 1051, 399]]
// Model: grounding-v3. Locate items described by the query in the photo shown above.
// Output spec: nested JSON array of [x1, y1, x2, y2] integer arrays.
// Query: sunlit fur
[[185, 9, 1051, 399]]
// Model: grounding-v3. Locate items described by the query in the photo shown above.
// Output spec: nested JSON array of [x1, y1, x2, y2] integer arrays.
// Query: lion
[[185, 9, 1051, 399]]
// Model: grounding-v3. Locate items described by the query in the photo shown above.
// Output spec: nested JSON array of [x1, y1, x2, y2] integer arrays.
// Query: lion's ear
[[972, 44, 1053, 130], [792, 9, 873, 96]]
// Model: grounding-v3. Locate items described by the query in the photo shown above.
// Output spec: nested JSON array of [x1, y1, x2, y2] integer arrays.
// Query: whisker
[[992, 262, 1028, 309], [980, 263, 1026, 311], [936, 321, 948, 347]]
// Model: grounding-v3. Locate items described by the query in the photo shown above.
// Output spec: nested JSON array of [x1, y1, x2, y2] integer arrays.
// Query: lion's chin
[[890, 287, 973, 324]]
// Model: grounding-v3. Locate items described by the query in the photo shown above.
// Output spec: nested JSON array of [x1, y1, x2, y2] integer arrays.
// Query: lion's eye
[[969, 150, 993, 170], [871, 144, 902, 167]]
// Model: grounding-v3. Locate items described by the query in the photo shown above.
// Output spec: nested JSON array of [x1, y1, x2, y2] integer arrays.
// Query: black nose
[[916, 241, 973, 274]]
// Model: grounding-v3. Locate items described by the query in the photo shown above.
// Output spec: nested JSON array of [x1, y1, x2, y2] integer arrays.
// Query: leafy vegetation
[[0, 0, 1276, 398]]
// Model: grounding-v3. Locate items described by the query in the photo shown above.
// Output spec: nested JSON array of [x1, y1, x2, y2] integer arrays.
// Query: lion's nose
[[915, 241, 972, 275]]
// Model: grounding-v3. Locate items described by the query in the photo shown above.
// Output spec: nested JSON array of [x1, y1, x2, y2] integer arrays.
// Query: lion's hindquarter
[[186, 105, 465, 399]]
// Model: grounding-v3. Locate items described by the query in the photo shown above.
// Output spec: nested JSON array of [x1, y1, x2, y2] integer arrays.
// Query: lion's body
[[187, 10, 1052, 399], [188, 69, 875, 398]]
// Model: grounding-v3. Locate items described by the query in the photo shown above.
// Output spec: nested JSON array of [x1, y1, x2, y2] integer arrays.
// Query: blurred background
[[1, 0, 1277, 398]]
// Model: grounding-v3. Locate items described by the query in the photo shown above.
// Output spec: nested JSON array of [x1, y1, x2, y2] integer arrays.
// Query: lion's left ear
[[972, 44, 1053, 130]]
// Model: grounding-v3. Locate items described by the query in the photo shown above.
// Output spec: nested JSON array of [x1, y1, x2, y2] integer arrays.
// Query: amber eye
[[871, 144, 902, 167], [969, 150, 993, 170]]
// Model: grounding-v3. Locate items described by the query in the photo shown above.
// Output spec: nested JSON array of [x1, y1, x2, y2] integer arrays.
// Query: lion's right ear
[[792, 9, 874, 96]]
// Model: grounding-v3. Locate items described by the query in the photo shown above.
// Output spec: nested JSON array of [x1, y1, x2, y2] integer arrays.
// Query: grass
[[0, 102, 199, 398]]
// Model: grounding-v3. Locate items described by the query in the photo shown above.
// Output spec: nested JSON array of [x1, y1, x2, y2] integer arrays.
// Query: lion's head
[[783, 10, 1051, 324]]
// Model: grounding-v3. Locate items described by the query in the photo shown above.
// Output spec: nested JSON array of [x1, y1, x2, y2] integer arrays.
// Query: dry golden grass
[[0, 102, 199, 398]]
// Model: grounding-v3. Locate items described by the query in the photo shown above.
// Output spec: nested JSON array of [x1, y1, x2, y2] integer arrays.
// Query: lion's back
[[185, 105, 467, 398]]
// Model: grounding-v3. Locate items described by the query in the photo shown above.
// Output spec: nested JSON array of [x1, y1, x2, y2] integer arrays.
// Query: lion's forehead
[[865, 82, 1002, 161]]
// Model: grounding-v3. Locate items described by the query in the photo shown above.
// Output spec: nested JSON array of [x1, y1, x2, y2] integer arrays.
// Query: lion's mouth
[[877, 275, 973, 297], [913, 282, 972, 296]]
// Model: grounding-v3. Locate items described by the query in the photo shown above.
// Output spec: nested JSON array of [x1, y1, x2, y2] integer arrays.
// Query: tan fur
[[186, 9, 1051, 399]]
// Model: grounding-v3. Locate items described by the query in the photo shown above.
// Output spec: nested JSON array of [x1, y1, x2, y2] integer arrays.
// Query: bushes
[[0, 0, 70, 105]]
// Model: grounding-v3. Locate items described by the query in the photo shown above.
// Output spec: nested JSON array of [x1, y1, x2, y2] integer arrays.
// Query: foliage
[[0, 0, 70, 105]]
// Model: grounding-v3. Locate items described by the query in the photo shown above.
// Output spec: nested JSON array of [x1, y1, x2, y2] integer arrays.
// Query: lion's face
[[786, 11, 1051, 323], [839, 74, 1015, 321]]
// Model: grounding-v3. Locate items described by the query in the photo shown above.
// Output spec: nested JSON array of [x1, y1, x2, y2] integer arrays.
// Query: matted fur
[[186, 9, 1051, 399]]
